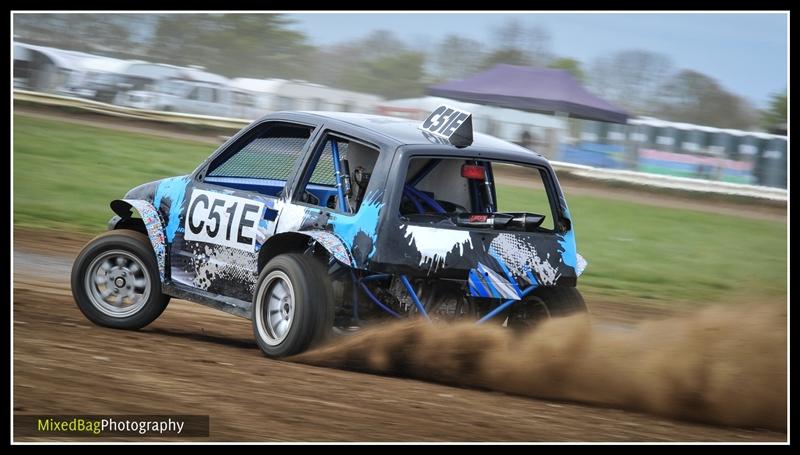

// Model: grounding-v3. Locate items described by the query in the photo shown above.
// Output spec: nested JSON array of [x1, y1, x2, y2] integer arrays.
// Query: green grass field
[[497, 185, 786, 305], [14, 115, 215, 231], [14, 113, 786, 308]]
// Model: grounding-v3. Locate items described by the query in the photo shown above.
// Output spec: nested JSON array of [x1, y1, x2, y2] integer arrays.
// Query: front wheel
[[71, 230, 170, 330], [252, 254, 334, 358]]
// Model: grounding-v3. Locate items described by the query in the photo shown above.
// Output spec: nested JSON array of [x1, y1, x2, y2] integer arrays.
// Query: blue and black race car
[[71, 105, 588, 357]]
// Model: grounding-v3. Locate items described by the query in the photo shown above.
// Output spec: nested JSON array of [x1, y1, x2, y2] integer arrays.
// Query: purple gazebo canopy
[[427, 64, 629, 124]]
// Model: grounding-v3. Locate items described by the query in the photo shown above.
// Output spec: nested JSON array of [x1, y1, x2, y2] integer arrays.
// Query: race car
[[71, 105, 589, 357]]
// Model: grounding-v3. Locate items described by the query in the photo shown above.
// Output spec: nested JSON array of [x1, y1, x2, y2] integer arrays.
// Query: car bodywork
[[108, 110, 587, 322]]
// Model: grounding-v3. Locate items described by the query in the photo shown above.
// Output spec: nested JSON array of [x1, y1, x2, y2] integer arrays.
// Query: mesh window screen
[[209, 137, 308, 180], [309, 141, 349, 186]]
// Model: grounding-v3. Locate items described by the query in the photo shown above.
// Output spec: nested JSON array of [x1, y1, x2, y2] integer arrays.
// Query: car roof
[[263, 111, 546, 160]]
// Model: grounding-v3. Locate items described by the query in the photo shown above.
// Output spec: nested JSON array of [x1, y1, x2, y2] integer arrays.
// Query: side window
[[204, 123, 314, 197], [188, 87, 200, 101], [295, 134, 380, 214]]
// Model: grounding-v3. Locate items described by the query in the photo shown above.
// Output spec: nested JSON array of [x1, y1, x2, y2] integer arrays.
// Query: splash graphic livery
[[71, 107, 589, 357]]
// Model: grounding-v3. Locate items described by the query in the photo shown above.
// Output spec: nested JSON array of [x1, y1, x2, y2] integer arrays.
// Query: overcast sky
[[286, 12, 787, 108]]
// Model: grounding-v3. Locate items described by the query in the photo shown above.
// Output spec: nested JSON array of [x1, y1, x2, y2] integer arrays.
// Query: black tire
[[252, 254, 334, 358], [532, 286, 588, 317], [508, 286, 588, 329], [71, 230, 170, 330]]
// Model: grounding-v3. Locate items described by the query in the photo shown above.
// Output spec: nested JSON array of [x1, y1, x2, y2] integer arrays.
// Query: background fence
[[13, 89, 787, 202]]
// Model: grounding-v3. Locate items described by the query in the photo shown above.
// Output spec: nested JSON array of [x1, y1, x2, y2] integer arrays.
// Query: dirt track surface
[[13, 229, 786, 442]]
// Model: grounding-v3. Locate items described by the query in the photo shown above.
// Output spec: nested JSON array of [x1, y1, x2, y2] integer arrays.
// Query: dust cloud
[[292, 303, 787, 431]]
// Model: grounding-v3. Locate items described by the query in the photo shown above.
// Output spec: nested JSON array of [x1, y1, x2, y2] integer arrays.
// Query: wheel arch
[[109, 199, 167, 281], [257, 230, 354, 273]]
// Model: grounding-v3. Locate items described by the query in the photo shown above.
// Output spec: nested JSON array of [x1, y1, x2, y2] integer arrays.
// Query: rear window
[[401, 157, 556, 232]]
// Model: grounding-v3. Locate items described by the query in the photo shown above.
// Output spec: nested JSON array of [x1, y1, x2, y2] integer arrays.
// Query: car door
[[168, 120, 319, 304]]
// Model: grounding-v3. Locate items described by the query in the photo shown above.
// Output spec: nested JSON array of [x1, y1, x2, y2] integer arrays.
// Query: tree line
[[13, 14, 786, 131]]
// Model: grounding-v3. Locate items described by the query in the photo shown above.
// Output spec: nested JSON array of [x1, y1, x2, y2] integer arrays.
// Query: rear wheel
[[71, 230, 170, 330], [508, 286, 588, 329], [252, 254, 334, 358]]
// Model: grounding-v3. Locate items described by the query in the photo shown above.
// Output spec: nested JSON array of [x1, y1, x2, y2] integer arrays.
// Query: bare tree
[[654, 69, 759, 129], [481, 19, 553, 69], [587, 49, 673, 114], [306, 43, 365, 87], [356, 30, 410, 61], [431, 34, 485, 81], [304, 30, 427, 98], [146, 14, 313, 79], [307, 30, 406, 86], [15, 14, 314, 79], [13, 13, 147, 58], [523, 24, 553, 66]]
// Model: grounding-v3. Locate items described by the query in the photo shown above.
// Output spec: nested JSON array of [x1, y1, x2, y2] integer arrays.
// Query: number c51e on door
[[184, 189, 265, 253]]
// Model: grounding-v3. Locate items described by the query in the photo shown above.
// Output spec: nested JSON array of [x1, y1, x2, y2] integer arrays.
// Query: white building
[[230, 78, 384, 114], [14, 42, 89, 93]]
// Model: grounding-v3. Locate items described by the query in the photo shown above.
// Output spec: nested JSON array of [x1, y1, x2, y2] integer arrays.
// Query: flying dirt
[[294, 304, 787, 431]]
